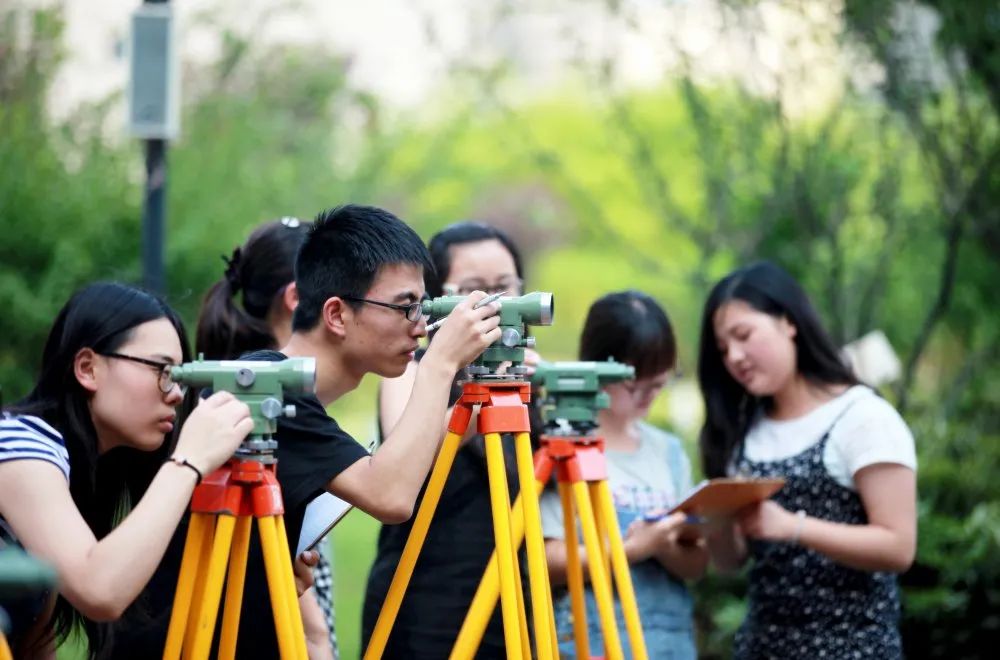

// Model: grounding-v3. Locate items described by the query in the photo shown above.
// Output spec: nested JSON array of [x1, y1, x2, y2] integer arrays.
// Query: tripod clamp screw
[[235, 368, 256, 387]]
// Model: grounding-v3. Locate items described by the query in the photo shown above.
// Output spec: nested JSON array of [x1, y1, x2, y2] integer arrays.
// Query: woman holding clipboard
[[698, 261, 917, 659]]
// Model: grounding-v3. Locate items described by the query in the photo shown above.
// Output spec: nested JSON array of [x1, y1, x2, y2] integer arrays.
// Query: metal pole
[[141, 0, 169, 294], [142, 136, 166, 293]]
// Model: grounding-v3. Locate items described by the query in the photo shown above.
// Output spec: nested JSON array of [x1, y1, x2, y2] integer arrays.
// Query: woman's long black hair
[[4, 282, 191, 656], [697, 262, 858, 478], [195, 217, 311, 359]]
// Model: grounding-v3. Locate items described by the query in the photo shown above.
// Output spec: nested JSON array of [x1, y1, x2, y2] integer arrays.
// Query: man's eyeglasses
[[341, 296, 428, 323], [99, 352, 186, 395], [443, 277, 522, 297]]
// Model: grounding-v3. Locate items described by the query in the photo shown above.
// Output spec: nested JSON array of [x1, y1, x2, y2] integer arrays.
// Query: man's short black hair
[[293, 204, 434, 331]]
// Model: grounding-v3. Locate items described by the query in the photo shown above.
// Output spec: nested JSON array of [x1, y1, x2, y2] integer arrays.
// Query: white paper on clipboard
[[295, 439, 376, 556], [296, 493, 354, 556]]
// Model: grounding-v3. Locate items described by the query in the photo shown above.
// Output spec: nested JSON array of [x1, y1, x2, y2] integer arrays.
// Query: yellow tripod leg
[[275, 515, 309, 660], [508, 532, 532, 660], [595, 481, 648, 660], [0, 633, 13, 660], [559, 482, 589, 660], [190, 515, 237, 660], [259, 516, 299, 659], [450, 475, 544, 660], [364, 429, 464, 660], [184, 514, 218, 659], [514, 432, 554, 660], [589, 482, 613, 597], [572, 481, 624, 660], [164, 512, 211, 660], [218, 515, 253, 660], [484, 432, 523, 660]]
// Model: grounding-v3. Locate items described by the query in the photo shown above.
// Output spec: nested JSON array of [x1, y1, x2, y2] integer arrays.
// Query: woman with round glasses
[[362, 221, 539, 658], [539, 290, 706, 659], [0, 282, 253, 658]]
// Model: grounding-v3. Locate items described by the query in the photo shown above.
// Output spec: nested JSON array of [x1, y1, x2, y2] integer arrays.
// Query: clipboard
[[296, 493, 354, 556], [295, 440, 376, 556], [668, 477, 785, 519]]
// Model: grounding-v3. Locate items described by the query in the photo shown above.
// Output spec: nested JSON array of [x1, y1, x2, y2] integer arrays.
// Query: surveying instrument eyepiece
[[530, 359, 635, 433], [422, 291, 555, 378], [169, 356, 316, 463]]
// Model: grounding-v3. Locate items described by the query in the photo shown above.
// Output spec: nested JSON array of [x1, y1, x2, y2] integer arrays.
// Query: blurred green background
[[3, 1, 998, 658]]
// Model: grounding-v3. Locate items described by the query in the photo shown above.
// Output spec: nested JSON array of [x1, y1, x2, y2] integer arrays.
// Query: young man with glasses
[[113, 205, 502, 659]]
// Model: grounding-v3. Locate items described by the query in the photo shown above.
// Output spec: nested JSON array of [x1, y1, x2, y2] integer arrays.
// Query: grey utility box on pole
[[128, 2, 179, 140], [128, 0, 178, 295]]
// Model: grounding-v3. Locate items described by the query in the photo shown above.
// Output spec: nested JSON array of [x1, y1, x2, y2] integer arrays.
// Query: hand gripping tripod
[[162, 358, 316, 660], [365, 292, 557, 660], [451, 361, 649, 660]]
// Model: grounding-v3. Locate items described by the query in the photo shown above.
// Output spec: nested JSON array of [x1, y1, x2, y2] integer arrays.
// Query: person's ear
[[779, 316, 797, 339], [282, 282, 299, 312], [322, 297, 350, 338], [74, 348, 100, 393]]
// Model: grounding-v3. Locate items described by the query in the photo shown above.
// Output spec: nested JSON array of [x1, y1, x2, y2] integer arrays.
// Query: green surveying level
[[1, 548, 55, 649], [168, 357, 316, 461], [0, 548, 55, 599], [163, 356, 317, 659], [531, 360, 635, 428], [422, 291, 555, 376]]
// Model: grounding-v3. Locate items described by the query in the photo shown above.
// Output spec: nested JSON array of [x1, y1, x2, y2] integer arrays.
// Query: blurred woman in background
[[362, 221, 538, 658], [539, 290, 705, 659], [697, 261, 916, 658]]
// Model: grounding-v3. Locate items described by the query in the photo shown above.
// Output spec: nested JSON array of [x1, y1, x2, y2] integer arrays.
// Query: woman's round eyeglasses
[[99, 352, 187, 395]]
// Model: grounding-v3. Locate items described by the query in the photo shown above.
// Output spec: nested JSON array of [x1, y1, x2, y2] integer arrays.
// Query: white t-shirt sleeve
[[825, 394, 917, 489]]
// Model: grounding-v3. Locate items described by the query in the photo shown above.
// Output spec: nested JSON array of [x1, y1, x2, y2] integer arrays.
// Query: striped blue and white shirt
[[0, 413, 70, 481], [1, 413, 70, 545]]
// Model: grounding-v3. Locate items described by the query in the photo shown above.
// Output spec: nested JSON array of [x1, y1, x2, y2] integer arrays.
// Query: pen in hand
[[426, 291, 506, 332]]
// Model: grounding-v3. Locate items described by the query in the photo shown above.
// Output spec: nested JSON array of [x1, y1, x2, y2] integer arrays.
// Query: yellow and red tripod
[[162, 458, 307, 660], [365, 378, 557, 660], [451, 427, 648, 660]]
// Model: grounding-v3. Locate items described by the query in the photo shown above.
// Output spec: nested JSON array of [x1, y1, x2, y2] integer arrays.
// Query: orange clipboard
[[668, 477, 786, 519]]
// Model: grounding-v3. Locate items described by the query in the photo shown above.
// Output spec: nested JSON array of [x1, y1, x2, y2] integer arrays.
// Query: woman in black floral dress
[[696, 262, 917, 659]]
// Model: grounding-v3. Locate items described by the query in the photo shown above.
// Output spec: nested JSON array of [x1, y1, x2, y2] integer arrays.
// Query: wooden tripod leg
[[449, 476, 549, 660], [184, 514, 218, 659], [218, 515, 253, 660], [595, 480, 648, 660], [363, 427, 466, 660], [275, 515, 309, 659], [508, 533, 532, 660], [189, 515, 237, 660], [514, 432, 554, 660], [258, 516, 300, 659], [483, 432, 524, 660], [589, 482, 613, 597], [163, 512, 211, 660], [559, 481, 590, 660], [572, 481, 624, 660]]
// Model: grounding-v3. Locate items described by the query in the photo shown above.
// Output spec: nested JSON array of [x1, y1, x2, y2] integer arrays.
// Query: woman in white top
[[697, 261, 916, 659], [0, 282, 253, 657]]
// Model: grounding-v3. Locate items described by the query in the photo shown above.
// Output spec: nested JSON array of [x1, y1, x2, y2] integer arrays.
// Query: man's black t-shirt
[[109, 349, 368, 658]]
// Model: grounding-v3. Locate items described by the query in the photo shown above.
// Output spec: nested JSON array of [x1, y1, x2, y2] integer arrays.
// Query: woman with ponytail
[[195, 217, 307, 360], [197, 217, 341, 658]]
